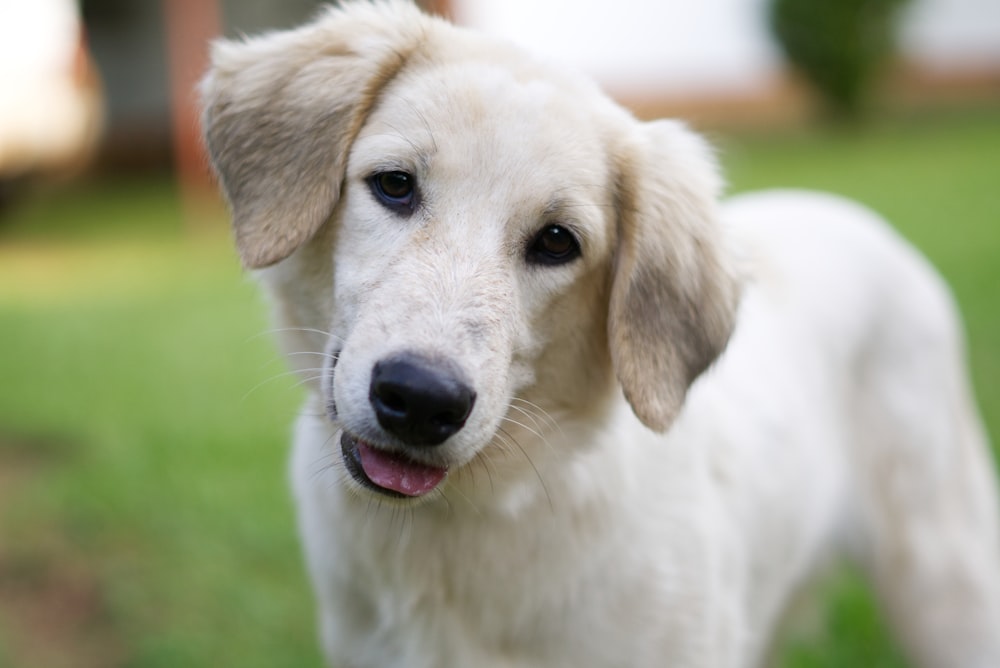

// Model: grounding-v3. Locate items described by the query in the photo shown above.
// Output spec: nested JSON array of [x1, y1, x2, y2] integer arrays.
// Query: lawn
[[1, 110, 998, 667]]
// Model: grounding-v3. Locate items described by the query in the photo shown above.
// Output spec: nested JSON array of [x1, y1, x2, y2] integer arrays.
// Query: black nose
[[369, 353, 476, 446]]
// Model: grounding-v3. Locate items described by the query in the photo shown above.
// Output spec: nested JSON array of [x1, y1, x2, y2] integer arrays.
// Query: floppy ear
[[199, 3, 428, 268], [609, 120, 740, 432]]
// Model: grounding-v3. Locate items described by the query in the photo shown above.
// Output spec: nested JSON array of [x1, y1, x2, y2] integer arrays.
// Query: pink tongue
[[357, 442, 448, 497]]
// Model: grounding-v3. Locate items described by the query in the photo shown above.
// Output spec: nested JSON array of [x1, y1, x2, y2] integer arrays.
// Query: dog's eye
[[527, 225, 581, 265], [369, 171, 417, 213]]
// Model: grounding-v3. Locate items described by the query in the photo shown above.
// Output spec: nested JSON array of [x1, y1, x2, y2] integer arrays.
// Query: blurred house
[[0, 0, 102, 181], [68, 0, 1000, 172], [458, 0, 1000, 124], [82, 0, 324, 170], [81, 0, 447, 174]]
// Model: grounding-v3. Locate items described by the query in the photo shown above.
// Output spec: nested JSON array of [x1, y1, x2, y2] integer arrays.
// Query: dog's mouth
[[340, 432, 449, 498]]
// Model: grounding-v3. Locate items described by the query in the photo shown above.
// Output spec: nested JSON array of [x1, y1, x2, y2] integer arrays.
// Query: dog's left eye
[[526, 225, 581, 265], [369, 171, 417, 213]]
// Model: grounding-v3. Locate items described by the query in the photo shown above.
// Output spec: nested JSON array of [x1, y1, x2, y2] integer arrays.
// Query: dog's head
[[201, 0, 738, 502]]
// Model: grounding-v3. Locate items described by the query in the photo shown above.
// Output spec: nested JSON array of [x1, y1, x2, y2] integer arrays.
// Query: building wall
[[80, 0, 1000, 165], [457, 0, 1000, 97]]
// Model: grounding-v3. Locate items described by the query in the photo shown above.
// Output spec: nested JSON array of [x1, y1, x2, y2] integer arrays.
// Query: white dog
[[200, 2, 1000, 666]]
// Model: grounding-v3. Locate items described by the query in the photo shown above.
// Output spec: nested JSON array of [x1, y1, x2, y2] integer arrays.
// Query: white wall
[[902, 0, 1000, 72], [456, 0, 1000, 95]]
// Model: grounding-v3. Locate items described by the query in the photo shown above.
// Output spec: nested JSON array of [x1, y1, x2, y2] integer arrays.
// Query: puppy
[[200, 2, 1000, 666]]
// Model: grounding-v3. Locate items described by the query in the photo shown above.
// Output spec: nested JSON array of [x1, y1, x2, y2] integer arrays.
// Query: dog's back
[[717, 190, 1000, 665]]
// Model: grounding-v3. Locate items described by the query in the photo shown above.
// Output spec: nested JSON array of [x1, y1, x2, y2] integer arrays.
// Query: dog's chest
[[316, 483, 741, 668]]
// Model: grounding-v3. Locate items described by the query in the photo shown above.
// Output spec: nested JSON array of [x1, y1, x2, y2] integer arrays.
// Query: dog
[[199, 2, 1000, 666]]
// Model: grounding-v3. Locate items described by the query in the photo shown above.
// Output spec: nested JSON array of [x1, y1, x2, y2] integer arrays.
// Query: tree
[[769, 0, 911, 120]]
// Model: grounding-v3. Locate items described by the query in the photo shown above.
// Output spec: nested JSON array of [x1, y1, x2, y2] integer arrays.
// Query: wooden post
[[162, 0, 222, 230], [417, 0, 455, 20]]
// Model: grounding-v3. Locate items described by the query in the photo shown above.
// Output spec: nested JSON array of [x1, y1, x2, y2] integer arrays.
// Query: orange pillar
[[162, 0, 222, 229], [418, 0, 455, 20]]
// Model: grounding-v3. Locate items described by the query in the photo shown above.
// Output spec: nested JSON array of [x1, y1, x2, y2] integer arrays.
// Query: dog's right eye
[[526, 224, 581, 266], [369, 171, 417, 214]]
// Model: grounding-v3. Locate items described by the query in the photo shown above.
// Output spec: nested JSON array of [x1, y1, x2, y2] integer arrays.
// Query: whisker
[[506, 403, 550, 437], [286, 350, 340, 361], [290, 374, 327, 391], [499, 414, 548, 443], [510, 397, 564, 436], [437, 484, 455, 519], [310, 428, 343, 483], [251, 326, 343, 342], [496, 425, 553, 511], [241, 367, 325, 402], [490, 428, 518, 460], [471, 449, 498, 497], [379, 89, 440, 155], [443, 477, 483, 517]]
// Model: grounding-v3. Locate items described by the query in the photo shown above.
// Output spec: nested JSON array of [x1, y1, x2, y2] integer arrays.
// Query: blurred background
[[0, 0, 997, 666]]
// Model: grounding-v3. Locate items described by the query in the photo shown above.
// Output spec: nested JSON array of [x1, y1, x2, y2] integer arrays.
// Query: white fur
[[200, 3, 1000, 666]]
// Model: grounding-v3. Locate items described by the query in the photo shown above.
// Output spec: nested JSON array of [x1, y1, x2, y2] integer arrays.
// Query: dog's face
[[327, 66, 622, 489], [201, 1, 738, 502]]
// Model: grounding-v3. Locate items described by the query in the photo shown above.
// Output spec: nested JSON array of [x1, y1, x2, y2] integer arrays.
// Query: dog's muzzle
[[340, 352, 476, 497]]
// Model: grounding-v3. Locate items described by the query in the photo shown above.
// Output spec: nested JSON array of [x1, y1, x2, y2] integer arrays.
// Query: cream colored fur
[[200, 2, 1000, 666]]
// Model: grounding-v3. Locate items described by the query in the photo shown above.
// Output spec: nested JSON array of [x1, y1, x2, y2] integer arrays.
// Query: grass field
[[1, 109, 998, 667]]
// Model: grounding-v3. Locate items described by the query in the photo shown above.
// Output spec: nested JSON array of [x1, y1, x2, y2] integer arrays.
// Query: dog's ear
[[609, 120, 740, 432], [199, 3, 427, 268]]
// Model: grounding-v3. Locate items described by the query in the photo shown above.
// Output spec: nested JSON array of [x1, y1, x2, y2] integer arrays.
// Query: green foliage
[[769, 0, 911, 119]]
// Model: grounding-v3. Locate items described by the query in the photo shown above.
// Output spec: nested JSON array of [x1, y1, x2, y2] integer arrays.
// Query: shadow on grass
[[0, 431, 127, 668]]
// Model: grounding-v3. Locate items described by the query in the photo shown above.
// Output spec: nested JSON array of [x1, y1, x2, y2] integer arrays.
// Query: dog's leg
[[849, 264, 1000, 668]]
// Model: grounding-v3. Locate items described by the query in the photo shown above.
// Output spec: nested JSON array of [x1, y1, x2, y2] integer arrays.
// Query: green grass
[[0, 110, 998, 667], [0, 182, 320, 667]]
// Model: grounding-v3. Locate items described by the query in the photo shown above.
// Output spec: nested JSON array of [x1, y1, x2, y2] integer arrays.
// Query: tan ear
[[609, 120, 740, 432], [199, 3, 429, 268]]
